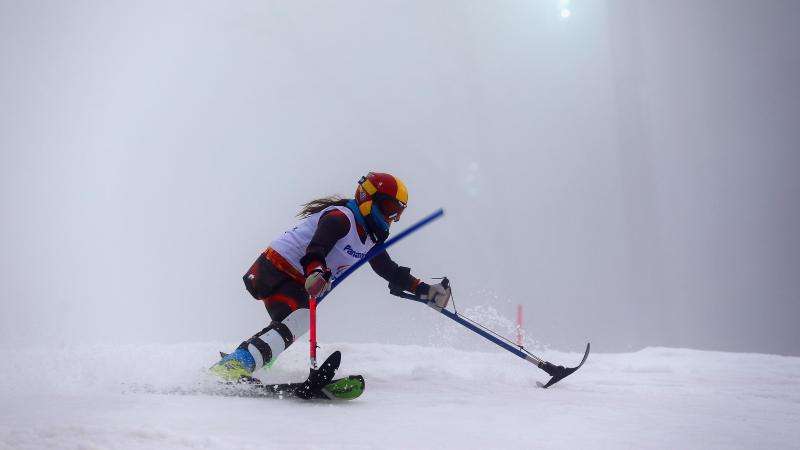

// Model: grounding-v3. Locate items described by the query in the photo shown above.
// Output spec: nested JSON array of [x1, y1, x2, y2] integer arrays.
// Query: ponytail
[[297, 195, 350, 219]]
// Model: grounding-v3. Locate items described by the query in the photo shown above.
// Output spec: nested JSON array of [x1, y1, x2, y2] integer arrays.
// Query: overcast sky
[[1, 0, 798, 356]]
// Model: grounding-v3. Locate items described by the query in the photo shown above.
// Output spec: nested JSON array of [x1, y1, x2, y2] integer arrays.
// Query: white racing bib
[[269, 206, 375, 280]]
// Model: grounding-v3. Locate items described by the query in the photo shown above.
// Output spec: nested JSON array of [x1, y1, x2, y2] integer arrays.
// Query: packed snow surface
[[0, 342, 798, 449]]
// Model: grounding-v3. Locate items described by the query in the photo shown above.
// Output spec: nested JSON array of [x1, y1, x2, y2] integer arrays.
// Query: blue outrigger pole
[[318, 207, 590, 388], [390, 282, 590, 388], [316, 207, 446, 305]]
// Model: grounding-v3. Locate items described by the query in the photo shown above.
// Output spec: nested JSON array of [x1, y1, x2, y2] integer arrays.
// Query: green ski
[[320, 375, 365, 400], [252, 374, 365, 400]]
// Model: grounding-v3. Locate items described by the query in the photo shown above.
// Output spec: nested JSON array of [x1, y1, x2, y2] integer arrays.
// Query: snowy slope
[[0, 342, 798, 450]]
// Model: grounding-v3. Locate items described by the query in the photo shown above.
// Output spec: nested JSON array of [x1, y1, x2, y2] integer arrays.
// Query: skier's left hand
[[421, 282, 451, 311], [305, 268, 332, 298]]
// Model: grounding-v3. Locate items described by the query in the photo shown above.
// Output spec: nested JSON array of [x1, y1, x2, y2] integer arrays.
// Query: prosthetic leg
[[210, 309, 309, 382]]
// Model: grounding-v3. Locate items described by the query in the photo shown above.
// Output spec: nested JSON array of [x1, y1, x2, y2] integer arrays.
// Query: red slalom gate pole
[[309, 296, 317, 369], [516, 304, 523, 347]]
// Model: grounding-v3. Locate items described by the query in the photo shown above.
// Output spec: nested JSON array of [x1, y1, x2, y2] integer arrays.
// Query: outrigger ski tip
[[537, 342, 591, 389]]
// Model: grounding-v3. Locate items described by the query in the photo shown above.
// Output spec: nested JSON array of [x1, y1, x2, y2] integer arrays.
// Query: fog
[[1, 1, 798, 356]]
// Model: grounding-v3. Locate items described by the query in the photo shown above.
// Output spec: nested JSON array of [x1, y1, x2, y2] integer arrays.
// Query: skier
[[210, 172, 452, 382]]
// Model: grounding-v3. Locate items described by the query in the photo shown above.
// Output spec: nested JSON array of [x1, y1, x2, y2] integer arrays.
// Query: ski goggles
[[375, 194, 406, 223]]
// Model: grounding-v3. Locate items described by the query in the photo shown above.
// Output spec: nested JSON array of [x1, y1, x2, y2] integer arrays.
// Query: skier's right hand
[[304, 268, 332, 298], [420, 282, 451, 311]]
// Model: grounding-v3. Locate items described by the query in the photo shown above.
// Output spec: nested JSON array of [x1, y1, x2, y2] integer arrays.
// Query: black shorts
[[243, 254, 309, 322]]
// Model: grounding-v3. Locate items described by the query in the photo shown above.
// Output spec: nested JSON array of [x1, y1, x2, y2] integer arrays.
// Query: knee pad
[[240, 309, 309, 370]]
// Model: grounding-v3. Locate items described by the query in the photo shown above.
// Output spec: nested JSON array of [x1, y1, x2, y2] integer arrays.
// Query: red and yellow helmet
[[355, 172, 408, 223]]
